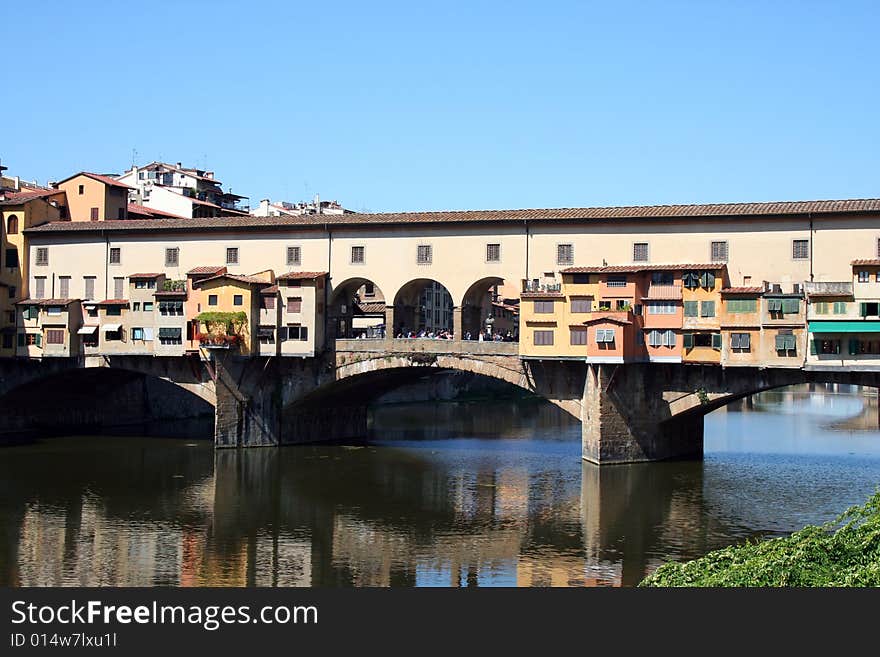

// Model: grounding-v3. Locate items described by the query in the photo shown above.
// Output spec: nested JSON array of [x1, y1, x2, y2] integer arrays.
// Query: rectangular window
[[417, 245, 432, 264], [287, 297, 302, 313], [286, 326, 309, 341], [486, 243, 501, 262], [287, 246, 301, 266], [114, 277, 124, 299], [133, 302, 141, 312], [84, 277, 95, 300], [683, 333, 694, 349], [158, 327, 182, 345], [533, 329, 554, 346], [364, 283, 375, 297], [46, 305, 62, 316], [683, 271, 700, 289], [570, 328, 587, 345], [858, 270, 870, 282], [633, 242, 648, 262], [595, 328, 616, 343], [711, 241, 729, 262], [792, 239, 810, 260], [262, 295, 275, 310], [727, 298, 757, 313], [90, 207, 99, 221], [570, 298, 591, 313], [813, 301, 829, 315], [132, 327, 144, 341], [648, 329, 662, 347], [165, 247, 179, 267], [571, 274, 590, 284], [782, 299, 800, 314], [700, 301, 715, 317], [34, 277, 46, 299], [606, 276, 627, 288], [35, 248, 48, 266], [208, 295, 218, 306], [731, 332, 751, 351], [5, 248, 19, 268], [109, 247, 121, 265], [45, 329, 65, 345], [775, 331, 797, 354], [534, 300, 555, 313], [663, 329, 676, 347], [143, 301, 154, 312], [58, 277, 70, 298], [233, 294, 243, 306], [226, 247, 239, 265], [106, 306, 122, 316], [833, 301, 847, 314], [597, 300, 612, 311], [699, 271, 716, 289], [556, 244, 573, 266], [647, 301, 676, 314], [78, 185, 84, 195], [651, 272, 674, 285], [712, 333, 723, 350], [351, 246, 365, 264]]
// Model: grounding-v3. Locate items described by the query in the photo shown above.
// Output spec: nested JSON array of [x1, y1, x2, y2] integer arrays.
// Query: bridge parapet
[[335, 338, 518, 356]]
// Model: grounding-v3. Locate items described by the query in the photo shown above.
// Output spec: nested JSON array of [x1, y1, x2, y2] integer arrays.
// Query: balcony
[[197, 333, 241, 350], [522, 281, 561, 293]]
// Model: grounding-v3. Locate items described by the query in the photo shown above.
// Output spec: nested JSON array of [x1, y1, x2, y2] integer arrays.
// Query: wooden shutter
[[683, 333, 694, 349], [711, 333, 722, 350]]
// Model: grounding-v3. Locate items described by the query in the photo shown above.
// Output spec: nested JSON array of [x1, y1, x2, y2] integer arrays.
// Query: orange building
[[54, 172, 133, 221]]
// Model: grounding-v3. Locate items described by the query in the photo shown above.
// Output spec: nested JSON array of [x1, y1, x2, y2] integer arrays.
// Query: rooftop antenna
[[131, 148, 138, 168]]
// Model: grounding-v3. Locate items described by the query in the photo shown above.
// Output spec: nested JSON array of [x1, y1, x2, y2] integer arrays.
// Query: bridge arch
[[460, 276, 507, 340], [328, 276, 388, 339], [391, 277, 455, 337]]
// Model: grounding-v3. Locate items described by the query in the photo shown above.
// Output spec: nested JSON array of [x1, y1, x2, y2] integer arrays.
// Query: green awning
[[809, 321, 880, 333]]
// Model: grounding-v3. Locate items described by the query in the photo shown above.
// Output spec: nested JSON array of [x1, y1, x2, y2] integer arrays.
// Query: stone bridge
[[1, 343, 878, 463]]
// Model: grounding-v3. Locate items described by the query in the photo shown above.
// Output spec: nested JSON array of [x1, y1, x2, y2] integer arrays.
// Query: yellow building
[[192, 271, 275, 356], [681, 266, 726, 364], [54, 172, 132, 222]]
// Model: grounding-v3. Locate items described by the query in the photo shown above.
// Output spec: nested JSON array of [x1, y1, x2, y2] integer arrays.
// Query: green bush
[[640, 490, 880, 587]]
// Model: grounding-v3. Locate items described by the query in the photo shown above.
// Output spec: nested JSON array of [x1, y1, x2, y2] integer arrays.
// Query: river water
[[1, 385, 879, 587]]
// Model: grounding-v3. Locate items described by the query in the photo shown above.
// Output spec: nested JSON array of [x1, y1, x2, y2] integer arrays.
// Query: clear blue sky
[[3, 1, 879, 212]]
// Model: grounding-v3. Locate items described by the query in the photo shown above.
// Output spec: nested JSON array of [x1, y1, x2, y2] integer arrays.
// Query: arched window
[[6, 214, 19, 235]]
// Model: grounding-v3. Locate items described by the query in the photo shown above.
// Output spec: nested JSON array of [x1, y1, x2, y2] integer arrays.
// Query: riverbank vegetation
[[640, 491, 880, 586]]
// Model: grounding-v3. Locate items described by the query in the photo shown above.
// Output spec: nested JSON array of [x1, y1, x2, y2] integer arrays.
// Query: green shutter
[[782, 299, 800, 314], [17, 333, 24, 347], [35, 333, 42, 347], [860, 303, 868, 317], [701, 301, 715, 317], [683, 301, 698, 317], [849, 339, 859, 355], [683, 333, 694, 349], [785, 334, 796, 351], [775, 334, 785, 350], [833, 301, 847, 315], [731, 333, 741, 349], [712, 333, 722, 350], [810, 338, 817, 355]]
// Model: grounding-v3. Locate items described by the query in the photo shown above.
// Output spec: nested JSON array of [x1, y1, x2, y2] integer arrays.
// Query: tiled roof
[[15, 298, 78, 306], [851, 259, 880, 266], [579, 313, 632, 326], [562, 263, 722, 274], [642, 286, 683, 300], [0, 188, 64, 206], [520, 291, 564, 298], [721, 287, 765, 294], [357, 302, 386, 314], [54, 172, 134, 190], [260, 285, 279, 294], [127, 203, 188, 219], [96, 299, 129, 305], [276, 271, 328, 281], [154, 290, 187, 297], [24, 197, 880, 234], [192, 273, 272, 287], [128, 272, 164, 279], [186, 265, 227, 275]]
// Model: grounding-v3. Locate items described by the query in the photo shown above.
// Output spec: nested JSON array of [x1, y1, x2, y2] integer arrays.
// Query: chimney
[[176, 162, 182, 169], [315, 193, 321, 214]]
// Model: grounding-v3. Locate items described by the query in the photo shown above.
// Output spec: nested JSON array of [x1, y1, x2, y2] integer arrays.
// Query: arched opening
[[328, 277, 387, 339], [0, 367, 214, 442], [6, 214, 19, 235], [460, 276, 518, 342], [392, 278, 455, 338]]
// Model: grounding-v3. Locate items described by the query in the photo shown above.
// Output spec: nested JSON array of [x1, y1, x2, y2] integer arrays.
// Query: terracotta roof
[[276, 271, 329, 281], [579, 313, 632, 326], [128, 272, 164, 279], [260, 285, 279, 294], [154, 289, 187, 297], [23, 197, 880, 234], [357, 302, 386, 314], [192, 273, 272, 288], [563, 263, 722, 274], [164, 189, 248, 214], [96, 299, 129, 305], [126, 203, 188, 219], [852, 259, 880, 266], [187, 265, 227, 275], [0, 188, 64, 206], [721, 287, 765, 295], [54, 172, 134, 190], [15, 298, 78, 306]]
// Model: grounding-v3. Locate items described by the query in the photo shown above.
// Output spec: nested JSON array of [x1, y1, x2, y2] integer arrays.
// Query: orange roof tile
[[276, 271, 329, 281]]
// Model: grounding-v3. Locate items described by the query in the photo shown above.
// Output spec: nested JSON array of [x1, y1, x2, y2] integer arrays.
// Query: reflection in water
[[2, 385, 879, 587]]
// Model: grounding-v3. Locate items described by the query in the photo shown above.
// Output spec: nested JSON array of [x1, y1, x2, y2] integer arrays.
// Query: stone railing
[[335, 338, 518, 356]]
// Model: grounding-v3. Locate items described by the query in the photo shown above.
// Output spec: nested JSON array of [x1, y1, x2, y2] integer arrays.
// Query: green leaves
[[640, 490, 880, 587]]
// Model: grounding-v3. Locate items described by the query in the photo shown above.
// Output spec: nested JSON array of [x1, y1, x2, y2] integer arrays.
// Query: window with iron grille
[[792, 239, 809, 260], [226, 247, 239, 265], [35, 248, 48, 266], [570, 328, 587, 345], [417, 245, 432, 265], [606, 276, 627, 288], [109, 247, 121, 265], [165, 248, 179, 267], [351, 246, 365, 264], [633, 242, 648, 262], [534, 300, 555, 313], [287, 246, 301, 266], [557, 244, 573, 265], [710, 241, 729, 262], [533, 330, 554, 346], [486, 243, 501, 262]]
